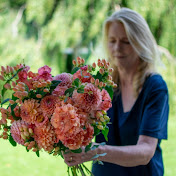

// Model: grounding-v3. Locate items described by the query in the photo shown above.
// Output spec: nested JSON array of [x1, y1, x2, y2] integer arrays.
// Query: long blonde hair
[[103, 8, 160, 96]]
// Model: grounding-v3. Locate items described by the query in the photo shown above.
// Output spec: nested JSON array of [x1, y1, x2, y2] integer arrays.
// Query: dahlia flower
[[53, 73, 72, 87], [51, 104, 81, 143], [34, 122, 56, 152], [10, 120, 28, 145], [72, 83, 102, 112], [40, 95, 61, 118], [20, 99, 41, 124], [99, 89, 112, 111], [52, 85, 68, 96]]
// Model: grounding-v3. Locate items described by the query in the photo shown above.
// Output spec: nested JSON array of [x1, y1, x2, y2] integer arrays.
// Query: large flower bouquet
[[0, 57, 116, 176]]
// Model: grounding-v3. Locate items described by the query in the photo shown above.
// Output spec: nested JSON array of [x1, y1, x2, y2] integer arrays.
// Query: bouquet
[[0, 57, 116, 176]]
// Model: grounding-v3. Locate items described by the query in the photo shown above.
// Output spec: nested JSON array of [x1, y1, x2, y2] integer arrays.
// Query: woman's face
[[107, 22, 139, 68]]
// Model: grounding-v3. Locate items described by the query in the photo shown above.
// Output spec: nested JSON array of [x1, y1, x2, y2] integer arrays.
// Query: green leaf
[[1, 98, 11, 105], [97, 160, 104, 165], [91, 145, 99, 151], [26, 147, 29, 152], [99, 153, 107, 157], [50, 80, 62, 93], [9, 134, 17, 147], [10, 103, 21, 120], [94, 71, 103, 81], [85, 142, 92, 153], [102, 126, 109, 141], [71, 148, 82, 153], [104, 86, 114, 100], [91, 154, 99, 159], [77, 88, 84, 93], [73, 78, 80, 87], [71, 67, 79, 74], [64, 87, 75, 96], [36, 150, 40, 157]]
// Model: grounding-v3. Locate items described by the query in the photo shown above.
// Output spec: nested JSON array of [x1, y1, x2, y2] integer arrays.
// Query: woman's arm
[[97, 135, 157, 167], [63, 135, 158, 167]]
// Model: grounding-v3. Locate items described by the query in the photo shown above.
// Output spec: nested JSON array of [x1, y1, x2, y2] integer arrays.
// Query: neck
[[118, 65, 137, 86]]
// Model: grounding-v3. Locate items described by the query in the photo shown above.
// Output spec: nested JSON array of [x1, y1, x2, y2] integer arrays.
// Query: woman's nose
[[113, 41, 121, 51]]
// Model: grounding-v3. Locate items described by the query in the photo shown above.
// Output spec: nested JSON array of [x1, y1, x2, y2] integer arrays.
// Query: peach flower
[[72, 83, 102, 112], [20, 99, 41, 124], [34, 122, 56, 152], [40, 95, 61, 118]]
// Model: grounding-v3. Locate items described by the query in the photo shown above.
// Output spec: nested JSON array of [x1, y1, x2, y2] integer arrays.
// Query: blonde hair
[[103, 8, 160, 96]]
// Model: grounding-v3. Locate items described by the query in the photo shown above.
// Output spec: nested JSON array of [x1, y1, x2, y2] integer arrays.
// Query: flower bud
[[36, 94, 42, 98], [92, 63, 96, 68], [4, 83, 11, 89], [21, 133, 26, 140], [29, 128, 33, 134], [0, 75, 4, 81], [97, 125, 104, 130], [99, 82, 103, 87], [95, 79, 99, 86], [72, 60, 76, 66], [109, 68, 113, 73], [43, 88, 49, 93], [99, 68, 104, 74], [90, 77, 95, 84], [1, 66, 5, 72], [24, 131, 29, 137], [81, 58, 85, 64]]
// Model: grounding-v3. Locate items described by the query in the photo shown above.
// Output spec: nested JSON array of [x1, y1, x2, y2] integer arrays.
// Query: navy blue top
[[92, 74, 169, 176]]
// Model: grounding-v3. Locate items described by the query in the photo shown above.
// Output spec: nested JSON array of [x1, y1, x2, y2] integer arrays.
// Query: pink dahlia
[[52, 85, 68, 96], [53, 73, 72, 87], [10, 120, 28, 145], [37, 65, 53, 81], [20, 99, 40, 124], [34, 122, 56, 152], [40, 95, 61, 118], [51, 104, 81, 142], [99, 89, 112, 111], [72, 83, 102, 112], [73, 70, 92, 83]]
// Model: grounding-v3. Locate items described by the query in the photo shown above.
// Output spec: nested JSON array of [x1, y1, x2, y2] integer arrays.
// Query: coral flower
[[40, 95, 61, 118], [82, 124, 94, 146], [10, 120, 28, 145], [99, 89, 112, 111], [34, 122, 56, 152], [73, 70, 92, 83], [72, 83, 102, 112], [53, 73, 72, 87], [51, 104, 81, 144], [20, 99, 40, 124]]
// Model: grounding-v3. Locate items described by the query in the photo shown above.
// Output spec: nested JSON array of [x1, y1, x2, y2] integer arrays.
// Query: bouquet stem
[[68, 164, 94, 176]]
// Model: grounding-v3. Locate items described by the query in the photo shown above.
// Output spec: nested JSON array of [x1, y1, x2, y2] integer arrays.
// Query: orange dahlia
[[20, 99, 40, 124], [72, 83, 102, 112], [34, 122, 56, 152], [10, 120, 28, 145], [51, 104, 81, 143], [40, 95, 61, 118]]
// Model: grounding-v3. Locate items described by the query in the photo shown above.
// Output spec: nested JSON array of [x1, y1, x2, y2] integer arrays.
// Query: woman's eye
[[121, 40, 130, 44]]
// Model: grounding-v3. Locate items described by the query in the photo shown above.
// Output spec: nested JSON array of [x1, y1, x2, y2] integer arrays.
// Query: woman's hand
[[62, 144, 98, 167]]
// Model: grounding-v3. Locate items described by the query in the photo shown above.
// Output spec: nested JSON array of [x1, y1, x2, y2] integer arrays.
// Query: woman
[[63, 8, 169, 176]]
